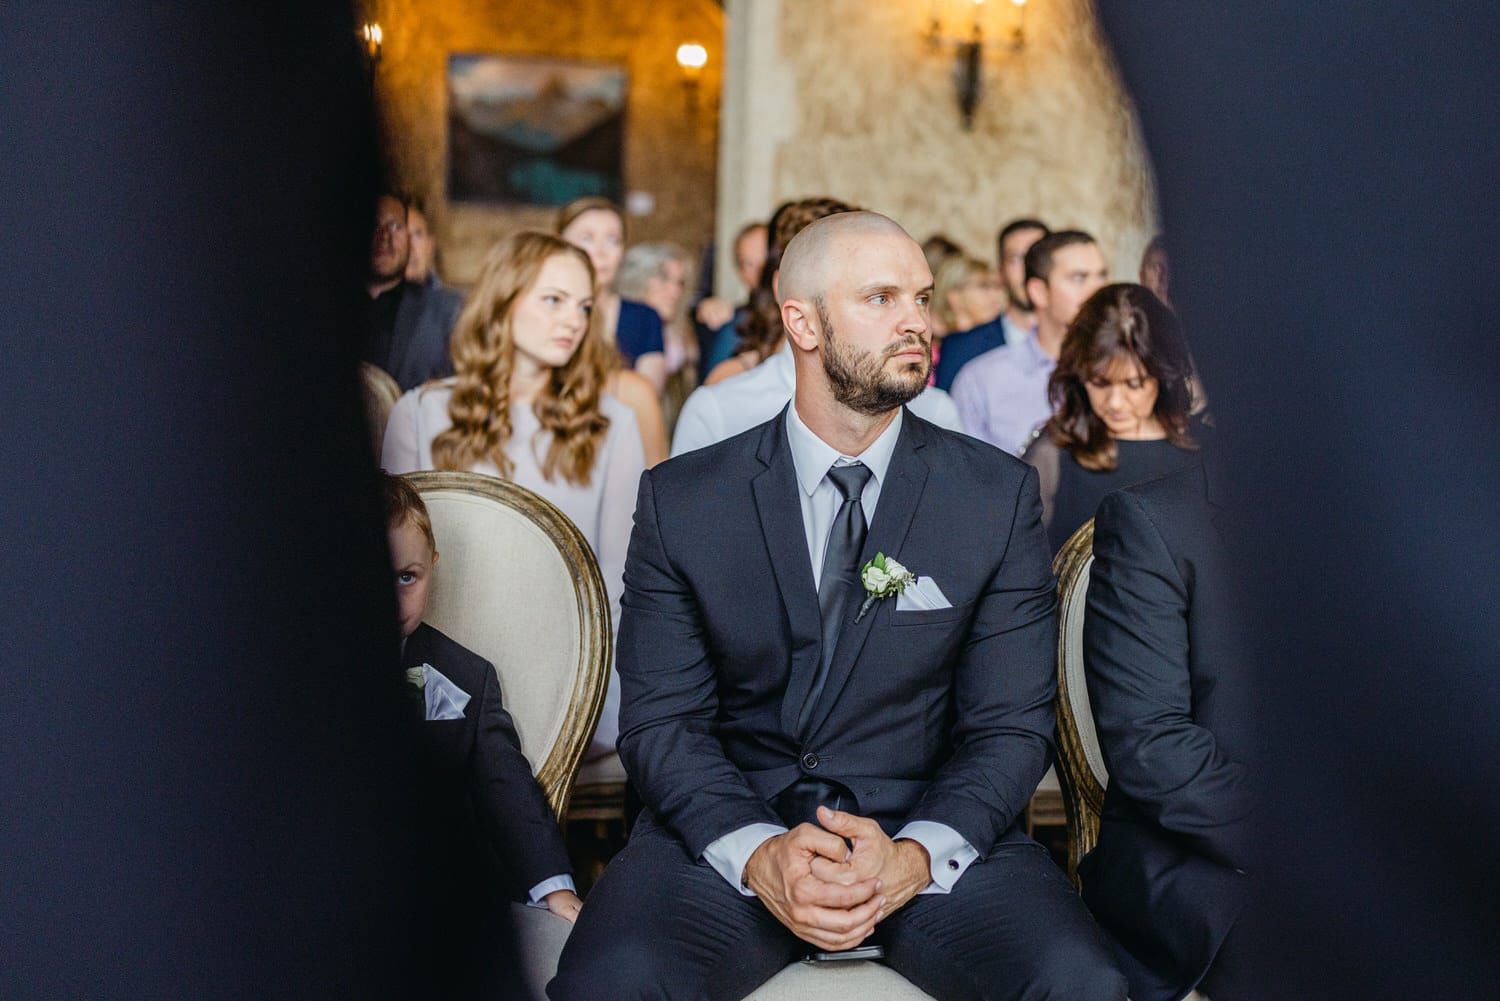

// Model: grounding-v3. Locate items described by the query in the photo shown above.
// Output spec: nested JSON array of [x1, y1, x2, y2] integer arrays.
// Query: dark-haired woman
[[1023, 283, 1207, 553]]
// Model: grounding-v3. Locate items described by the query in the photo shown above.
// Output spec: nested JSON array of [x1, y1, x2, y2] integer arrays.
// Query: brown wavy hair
[[735, 196, 858, 360], [1045, 283, 1196, 471], [431, 232, 614, 486]]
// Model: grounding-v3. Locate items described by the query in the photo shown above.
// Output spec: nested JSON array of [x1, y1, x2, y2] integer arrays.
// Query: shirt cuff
[[895, 821, 979, 894], [701, 823, 789, 896], [525, 873, 577, 907]]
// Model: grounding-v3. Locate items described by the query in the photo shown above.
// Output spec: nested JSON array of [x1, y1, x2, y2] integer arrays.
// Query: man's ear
[[1025, 276, 1049, 315], [431, 550, 440, 566], [782, 298, 818, 351]]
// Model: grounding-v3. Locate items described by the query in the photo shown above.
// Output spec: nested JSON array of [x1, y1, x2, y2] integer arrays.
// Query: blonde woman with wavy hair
[[383, 230, 646, 757]]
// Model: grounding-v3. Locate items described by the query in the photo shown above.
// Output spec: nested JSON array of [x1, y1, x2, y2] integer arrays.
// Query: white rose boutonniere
[[856, 552, 915, 623], [405, 665, 427, 689]]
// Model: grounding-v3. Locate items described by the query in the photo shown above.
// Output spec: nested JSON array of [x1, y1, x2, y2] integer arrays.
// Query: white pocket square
[[422, 664, 471, 721], [896, 576, 952, 611]]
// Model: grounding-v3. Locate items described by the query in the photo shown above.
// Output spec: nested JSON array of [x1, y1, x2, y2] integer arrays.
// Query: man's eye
[[916, 293, 931, 306], [870, 294, 890, 305], [397, 572, 416, 585]]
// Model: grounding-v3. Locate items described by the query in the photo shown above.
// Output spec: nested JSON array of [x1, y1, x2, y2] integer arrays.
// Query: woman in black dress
[[1024, 283, 1205, 553]]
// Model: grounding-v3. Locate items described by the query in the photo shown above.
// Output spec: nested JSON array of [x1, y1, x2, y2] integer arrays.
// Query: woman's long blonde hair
[[431, 232, 613, 486]]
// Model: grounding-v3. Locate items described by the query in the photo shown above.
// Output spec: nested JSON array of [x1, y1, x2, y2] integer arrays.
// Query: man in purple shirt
[[952, 231, 1109, 454]]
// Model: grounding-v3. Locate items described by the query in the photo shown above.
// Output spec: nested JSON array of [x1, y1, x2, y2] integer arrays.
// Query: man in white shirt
[[551, 212, 1125, 1001], [672, 341, 963, 456], [951, 231, 1110, 455]]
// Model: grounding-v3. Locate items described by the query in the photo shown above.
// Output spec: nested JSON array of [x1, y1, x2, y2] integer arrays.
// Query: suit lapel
[[388, 283, 422, 382], [804, 413, 929, 740], [750, 409, 825, 737], [401, 623, 432, 724]]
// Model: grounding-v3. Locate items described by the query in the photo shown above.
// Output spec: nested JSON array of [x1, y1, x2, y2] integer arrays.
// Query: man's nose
[[899, 298, 929, 335]]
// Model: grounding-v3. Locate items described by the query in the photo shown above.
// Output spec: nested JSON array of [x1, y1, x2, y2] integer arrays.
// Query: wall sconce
[[925, 0, 1027, 130], [360, 22, 383, 67], [676, 42, 708, 80], [675, 42, 708, 114]]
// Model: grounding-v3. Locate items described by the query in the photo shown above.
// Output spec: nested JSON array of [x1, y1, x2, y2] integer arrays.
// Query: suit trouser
[[548, 822, 1127, 1001]]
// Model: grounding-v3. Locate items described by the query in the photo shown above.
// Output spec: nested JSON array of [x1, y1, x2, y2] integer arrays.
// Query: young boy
[[382, 473, 581, 925]]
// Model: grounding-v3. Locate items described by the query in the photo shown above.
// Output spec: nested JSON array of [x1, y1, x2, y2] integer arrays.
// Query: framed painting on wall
[[447, 53, 627, 206]]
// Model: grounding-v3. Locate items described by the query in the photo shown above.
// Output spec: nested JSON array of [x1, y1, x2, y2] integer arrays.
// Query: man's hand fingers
[[793, 892, 885, 941], [808, 855, 858, 884], [816, 805, 882, 841], [792, 874, 879, 909], [787, 821, 854, 862]]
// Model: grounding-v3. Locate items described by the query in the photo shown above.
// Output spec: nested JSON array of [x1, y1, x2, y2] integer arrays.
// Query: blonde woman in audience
[[382, 231, 646, 757], [933, 254, 1005, 339], [556, 197, 665, 391], [931, 253, 1006, 382], [616, 241, 700, 430], [556, 197, 669, 465]]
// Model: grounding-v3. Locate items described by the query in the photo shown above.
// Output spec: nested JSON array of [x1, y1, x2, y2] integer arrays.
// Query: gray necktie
[[800, 462, 873, 735]]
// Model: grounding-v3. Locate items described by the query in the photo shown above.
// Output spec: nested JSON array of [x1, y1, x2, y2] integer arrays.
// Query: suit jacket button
[[801, 752, 819, 770]]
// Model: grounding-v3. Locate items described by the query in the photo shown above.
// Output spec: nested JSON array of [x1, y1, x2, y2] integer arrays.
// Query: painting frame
[[446, 52, 628, 207]]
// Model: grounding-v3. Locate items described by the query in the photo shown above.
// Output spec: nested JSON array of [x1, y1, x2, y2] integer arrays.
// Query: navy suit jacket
[[366, 280, 464, 392], [405, 622, 571, 899], [616, 406, 1058, 859], [933, 317, 1004, 391], [1079, 459, 1250, 1001]]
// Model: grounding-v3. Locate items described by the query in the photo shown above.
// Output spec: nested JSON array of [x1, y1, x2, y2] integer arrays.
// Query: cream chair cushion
[[745, 960, 935, 1000], [407, 470, 610, 817]]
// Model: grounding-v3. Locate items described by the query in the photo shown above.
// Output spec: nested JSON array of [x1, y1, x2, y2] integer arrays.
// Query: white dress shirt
[[700, 403, 980, 896], [671, 342, 964, 457]]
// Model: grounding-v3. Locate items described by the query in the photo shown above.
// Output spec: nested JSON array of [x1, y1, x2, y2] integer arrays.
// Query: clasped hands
[[743, 805, 931, 951]]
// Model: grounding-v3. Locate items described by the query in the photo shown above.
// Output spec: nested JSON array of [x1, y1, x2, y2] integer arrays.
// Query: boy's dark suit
[[552, 408, 1124, 1001], [404, 621, 571, 896], [1080, 459, 1250, 1001], [404, 622, 571, 997]]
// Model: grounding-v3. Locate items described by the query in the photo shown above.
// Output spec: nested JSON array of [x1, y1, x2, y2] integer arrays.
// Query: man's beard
[[818, 303, 930, 416], [1006, 277, 1033, 313]]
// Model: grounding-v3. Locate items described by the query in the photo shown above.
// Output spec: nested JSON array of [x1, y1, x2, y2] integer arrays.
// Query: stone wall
[[718, 0, 1157, 291], [361, 0, 723, 286]]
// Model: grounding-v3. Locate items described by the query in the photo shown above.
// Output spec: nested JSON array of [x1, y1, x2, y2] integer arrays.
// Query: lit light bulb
[[676, 43, 708, 71]]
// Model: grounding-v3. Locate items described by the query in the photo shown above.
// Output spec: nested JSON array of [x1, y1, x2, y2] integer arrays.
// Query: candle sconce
[[924, 0, 1028, 130]]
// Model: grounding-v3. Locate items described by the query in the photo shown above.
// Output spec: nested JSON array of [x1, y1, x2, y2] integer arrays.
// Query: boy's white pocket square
[[895, 576, 952, 611], [422, 664, 471, 721]]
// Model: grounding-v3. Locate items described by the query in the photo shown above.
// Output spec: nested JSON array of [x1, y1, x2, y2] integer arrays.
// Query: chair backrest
[[405, 470, 611, 818], [1052, 517, 1109, 887], [360, 362, 401, 458]]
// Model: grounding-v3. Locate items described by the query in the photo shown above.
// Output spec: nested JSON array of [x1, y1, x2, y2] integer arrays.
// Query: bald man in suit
[[552, 212, 1124, 1001]]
